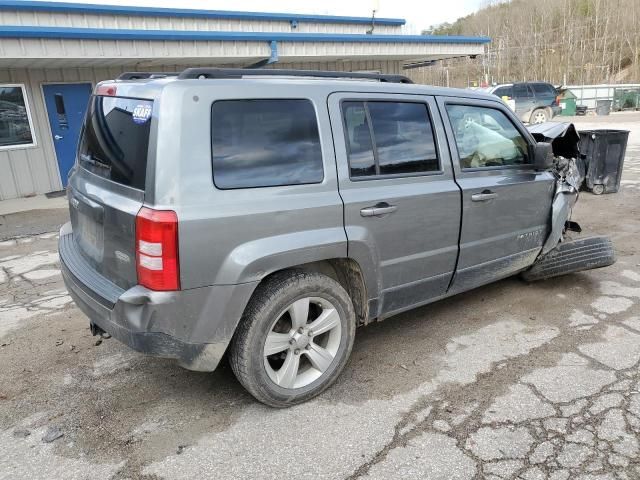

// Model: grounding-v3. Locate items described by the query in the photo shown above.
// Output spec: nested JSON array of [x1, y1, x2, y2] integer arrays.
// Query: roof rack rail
[[176, 67, 413, 84], [117, 72, 179, 80]]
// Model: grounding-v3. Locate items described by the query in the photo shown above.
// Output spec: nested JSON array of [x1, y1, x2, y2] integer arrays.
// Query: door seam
[[434, 97, 464, 293]]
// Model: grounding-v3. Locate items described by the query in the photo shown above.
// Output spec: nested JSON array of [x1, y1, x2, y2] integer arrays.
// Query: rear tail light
[[555, 95, 561, 106], [135, 207, 180, 291]]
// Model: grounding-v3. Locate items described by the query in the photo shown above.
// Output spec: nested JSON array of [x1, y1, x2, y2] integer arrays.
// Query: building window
[[0, 84, 36, 149]]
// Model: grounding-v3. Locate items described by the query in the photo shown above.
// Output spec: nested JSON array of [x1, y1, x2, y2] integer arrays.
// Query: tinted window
[[531, 83, 557, 96], [493, 86, 513, 98], [343, 101, 439, 178], [513, 84, 533, 98], [0, 85, 35, 148], [342, 102, 376, 177], [211, 99, 323, 189], [446, 104, 529, 168], [79, 96, 153, 190]]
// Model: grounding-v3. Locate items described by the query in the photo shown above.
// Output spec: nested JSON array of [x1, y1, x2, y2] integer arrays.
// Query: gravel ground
[[1, 113, 639, 480]]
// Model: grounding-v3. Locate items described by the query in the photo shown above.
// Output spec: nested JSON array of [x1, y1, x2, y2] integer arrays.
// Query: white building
[[0, 1, 489, 200]]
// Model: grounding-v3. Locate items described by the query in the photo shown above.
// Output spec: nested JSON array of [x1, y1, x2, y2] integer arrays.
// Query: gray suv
[[60, 68, 614, 407], [486, 82, 562, 124]]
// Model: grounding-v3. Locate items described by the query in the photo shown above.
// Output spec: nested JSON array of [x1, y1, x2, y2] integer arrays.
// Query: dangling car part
[[523, 122, 616, 281]]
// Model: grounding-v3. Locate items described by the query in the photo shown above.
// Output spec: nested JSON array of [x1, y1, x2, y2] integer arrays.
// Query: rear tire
[[229, 270, 356, 407], [530, 108, 549, 124]]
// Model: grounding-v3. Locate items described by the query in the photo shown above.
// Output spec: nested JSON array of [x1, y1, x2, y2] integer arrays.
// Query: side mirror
[[533, 142, 554, 171]]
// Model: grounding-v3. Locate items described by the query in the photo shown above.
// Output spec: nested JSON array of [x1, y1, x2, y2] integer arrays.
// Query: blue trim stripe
[[0, 26, 491, 44], [0, 0, 406, 26]]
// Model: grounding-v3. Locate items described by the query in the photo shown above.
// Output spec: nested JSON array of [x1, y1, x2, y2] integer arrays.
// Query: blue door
[[43, 83, 92, 187]]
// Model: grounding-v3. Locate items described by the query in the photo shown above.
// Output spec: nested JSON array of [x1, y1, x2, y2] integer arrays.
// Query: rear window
[[211, 99, 323, 189], [78, 96, 153, 190], [531, 83, 557, 96]]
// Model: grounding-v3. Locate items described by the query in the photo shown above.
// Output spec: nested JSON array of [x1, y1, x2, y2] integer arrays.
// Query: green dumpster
[[558, 88, 577, 116]]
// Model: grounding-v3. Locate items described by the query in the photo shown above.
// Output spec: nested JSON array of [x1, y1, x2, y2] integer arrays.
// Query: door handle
[[471, 190, 498, 202], [54, 135, 63, 140], [360, 203, 398, 217]]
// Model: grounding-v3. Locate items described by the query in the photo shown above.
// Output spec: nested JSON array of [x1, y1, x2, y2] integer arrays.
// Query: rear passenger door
[[513, 83, 536, 122], [328, 93, 461, 318], [437, 97, 555, 293]]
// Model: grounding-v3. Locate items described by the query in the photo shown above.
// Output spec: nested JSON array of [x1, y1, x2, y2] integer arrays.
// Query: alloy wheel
[[263, 296, 342, 389]]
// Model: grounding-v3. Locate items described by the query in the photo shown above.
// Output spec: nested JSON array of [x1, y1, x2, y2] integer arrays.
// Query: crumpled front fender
[[541, 181, 579, 255], [528, 122, 583, 256]]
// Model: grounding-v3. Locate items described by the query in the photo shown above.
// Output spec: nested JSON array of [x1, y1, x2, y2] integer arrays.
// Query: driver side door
[[437, 97, 555, 294]]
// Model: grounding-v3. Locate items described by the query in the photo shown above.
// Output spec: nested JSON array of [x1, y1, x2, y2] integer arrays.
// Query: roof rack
[[176, 67, 413, 84], [117, 72, 178, 80]]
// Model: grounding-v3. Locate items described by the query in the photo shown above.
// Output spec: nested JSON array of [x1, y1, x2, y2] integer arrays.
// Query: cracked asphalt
[[1, 113, 640, 480]]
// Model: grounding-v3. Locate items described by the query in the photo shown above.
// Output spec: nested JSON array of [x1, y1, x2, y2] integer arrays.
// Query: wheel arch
[[247, 258, 370, 326]]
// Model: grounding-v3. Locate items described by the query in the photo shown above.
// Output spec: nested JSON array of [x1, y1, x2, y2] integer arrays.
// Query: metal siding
[[0, 9, 402, 34], [0, 68, 57, 199], [0, 37, 485, 66]]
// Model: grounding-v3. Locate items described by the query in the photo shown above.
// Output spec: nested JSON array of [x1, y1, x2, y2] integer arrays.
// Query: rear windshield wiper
[[79, 153, 111, 171]]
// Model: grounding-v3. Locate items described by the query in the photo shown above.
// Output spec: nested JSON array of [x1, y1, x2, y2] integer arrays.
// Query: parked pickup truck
[[59, 68, 615, 407]]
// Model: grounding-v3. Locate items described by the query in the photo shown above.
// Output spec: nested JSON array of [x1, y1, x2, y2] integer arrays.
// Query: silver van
[[60, 68, 614, 407]]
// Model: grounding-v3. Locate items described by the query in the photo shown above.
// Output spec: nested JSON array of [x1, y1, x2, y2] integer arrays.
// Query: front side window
[[493, 86, 513, 99], [0, 85, 35, 148], [343, 100, 439, 178], [446, 104, 529, 169], [211, 99, 323, 189]]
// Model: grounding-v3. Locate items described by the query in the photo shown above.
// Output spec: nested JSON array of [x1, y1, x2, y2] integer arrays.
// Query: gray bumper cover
[[59, 223, 258, 372]]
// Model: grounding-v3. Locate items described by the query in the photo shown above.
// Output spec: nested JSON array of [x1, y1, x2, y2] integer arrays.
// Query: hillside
[[410, 0, 640, 87]]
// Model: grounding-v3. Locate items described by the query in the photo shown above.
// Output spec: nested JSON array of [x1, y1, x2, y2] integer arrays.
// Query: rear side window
[[342, 101, 439, 178], [211, 99, 323, 189], [79, 96, 152, 190], [531, 83, 557, 96], [513, 84, 533, 98]]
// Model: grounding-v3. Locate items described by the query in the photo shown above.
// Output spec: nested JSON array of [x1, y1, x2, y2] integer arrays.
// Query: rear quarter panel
[[151, 82, 346, 290]]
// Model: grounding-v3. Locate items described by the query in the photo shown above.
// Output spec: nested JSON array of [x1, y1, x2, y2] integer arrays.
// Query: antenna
[[366, 9, 377, 35]]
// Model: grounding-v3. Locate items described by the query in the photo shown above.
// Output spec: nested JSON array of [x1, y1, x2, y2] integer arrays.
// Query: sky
[[49, 0, 485, 33]]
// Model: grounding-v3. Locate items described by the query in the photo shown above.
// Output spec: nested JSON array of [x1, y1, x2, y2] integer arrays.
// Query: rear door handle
[[360, 203, 398, 217], [471, 191, 498, 202]]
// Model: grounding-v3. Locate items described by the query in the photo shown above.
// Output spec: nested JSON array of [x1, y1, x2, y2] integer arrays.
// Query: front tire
[[229, 270, 356, 407]]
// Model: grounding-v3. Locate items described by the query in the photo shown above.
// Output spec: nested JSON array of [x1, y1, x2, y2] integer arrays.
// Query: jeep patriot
[[60, 68, 614, 407]]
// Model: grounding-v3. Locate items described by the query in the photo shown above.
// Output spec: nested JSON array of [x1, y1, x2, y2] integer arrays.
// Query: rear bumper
[[551, 105, 562, 117], [59, 222, 258, 371]]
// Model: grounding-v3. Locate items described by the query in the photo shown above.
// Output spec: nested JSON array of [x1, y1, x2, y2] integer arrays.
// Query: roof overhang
[[0, 0, 406, 25], [0, 26, 489, 69], [0, 26, 490, 44]]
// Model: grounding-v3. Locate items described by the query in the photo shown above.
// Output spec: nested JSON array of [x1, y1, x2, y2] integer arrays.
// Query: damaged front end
[[522, 122, 616, 281]]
